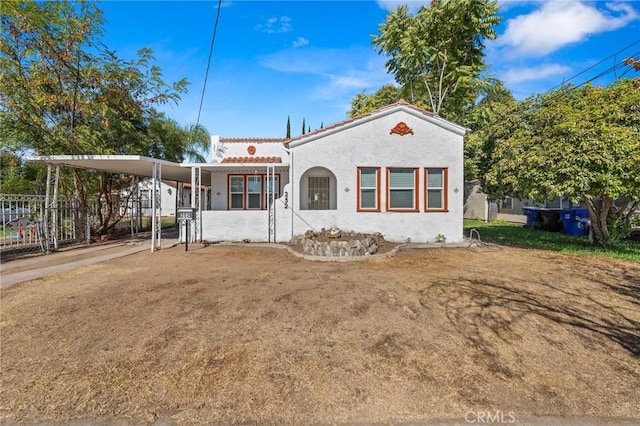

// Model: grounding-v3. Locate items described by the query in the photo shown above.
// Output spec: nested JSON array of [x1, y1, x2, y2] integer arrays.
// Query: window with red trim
[[228, 174, 280, 210], [229, 176, 244, 209], [246, 176, 262, 209], [387, 168, 418, 211], [425, 168, 448, 211], [357, 167, 380, 212]]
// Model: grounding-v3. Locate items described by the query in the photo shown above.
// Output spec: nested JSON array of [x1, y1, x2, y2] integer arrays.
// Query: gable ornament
[[390, 122, 414, 136]]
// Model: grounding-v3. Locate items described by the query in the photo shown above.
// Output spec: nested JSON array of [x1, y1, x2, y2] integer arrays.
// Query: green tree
[[1, 0, 102, 237], [0, 151, 46, 194], [286, 115, 291, 138], [144, 112, 209, 163], [463, 79, 515, 180], [1, 0, 196, 237], [481, 79, 640, 245], [371, 0, 501, 120], [302, 117, 306, 135], [348, 84, 401, 117]]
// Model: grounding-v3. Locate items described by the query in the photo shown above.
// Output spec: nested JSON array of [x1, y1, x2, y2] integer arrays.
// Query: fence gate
[[0, 193, 87, 259]]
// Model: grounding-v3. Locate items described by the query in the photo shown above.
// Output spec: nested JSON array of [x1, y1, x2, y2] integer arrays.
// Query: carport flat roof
[[28, 155, 200, 184]]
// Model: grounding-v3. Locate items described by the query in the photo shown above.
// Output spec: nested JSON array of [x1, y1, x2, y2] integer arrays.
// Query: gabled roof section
[[285, 99, 467, 148]]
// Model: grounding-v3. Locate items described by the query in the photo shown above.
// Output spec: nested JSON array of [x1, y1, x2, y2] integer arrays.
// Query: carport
[[28, 155, 212, 252]]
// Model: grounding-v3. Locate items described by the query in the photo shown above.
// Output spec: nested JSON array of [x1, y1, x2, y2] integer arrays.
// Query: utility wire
[[196, 0, 223, 128], [571, 50, 640, 90], [544, 38, 640, 94]]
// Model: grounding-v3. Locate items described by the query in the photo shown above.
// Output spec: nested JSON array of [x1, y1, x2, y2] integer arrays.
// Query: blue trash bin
[[522, 207, 541, 229], [562, 208, 589, 236], [573, 208, 589, 236]]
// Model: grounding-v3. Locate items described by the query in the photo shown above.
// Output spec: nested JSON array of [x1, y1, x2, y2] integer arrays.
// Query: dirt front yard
[[1, 243, 639, 424]]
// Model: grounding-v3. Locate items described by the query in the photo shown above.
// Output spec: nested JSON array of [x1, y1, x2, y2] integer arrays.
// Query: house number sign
[[177, 207, 196, 251], [177, 207, 196, 222]]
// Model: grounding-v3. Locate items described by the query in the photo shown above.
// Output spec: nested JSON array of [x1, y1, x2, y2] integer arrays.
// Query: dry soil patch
[[1, 244, 639, 424]]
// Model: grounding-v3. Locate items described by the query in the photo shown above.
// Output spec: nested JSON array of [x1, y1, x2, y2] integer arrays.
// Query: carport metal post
[[86, 208, 91, 244], [190, 166, 202, 242], [51, 165, 59, 250], [128, 176, 138, 239], [43, 165, 51, 252], [151, 162, 155, 252], [43, 164, 60, 252], [151, 161, 162, 252]]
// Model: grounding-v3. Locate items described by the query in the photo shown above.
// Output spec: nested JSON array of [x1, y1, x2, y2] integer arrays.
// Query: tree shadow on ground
[[432, 277, 640, 358]]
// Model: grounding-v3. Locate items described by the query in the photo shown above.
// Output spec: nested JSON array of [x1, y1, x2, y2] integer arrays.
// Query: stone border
[[210, 240, 471, 262]]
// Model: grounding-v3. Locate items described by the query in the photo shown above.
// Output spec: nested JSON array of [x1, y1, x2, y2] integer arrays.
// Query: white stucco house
[[29, 100, 468, 248], [193, 100, 467, 243]]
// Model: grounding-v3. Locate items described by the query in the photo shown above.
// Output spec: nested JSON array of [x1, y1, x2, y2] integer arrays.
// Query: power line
[[196, 0, 223, 128], [545, 38, 640, 94], [572, 50, 640, 90]]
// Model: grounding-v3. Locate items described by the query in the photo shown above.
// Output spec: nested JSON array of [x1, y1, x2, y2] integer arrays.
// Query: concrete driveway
[[0, 235, 178, 288]]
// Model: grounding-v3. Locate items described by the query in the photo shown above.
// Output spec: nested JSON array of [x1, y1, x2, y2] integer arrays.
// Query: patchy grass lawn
[[464, 219, 640, 263], [1, 244, 639, 424]]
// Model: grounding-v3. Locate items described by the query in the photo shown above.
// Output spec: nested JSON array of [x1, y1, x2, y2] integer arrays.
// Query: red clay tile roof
[[221, 156, 282, 164], [220, 138, 286, 143]]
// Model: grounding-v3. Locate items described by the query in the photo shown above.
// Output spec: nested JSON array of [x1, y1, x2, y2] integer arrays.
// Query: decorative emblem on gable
[[247, 145, 256, 155], [390, 122, 414, 136]]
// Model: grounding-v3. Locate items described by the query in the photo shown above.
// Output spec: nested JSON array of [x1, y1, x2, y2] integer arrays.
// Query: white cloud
[[501, 64, 572, 84], [254, 16, 292, 34], [259, 47, 393, 100], [498, 1, 639, 57], [292, 37, 309, 48], [328, 75, 370, 90], [312, 73, 374, 100]]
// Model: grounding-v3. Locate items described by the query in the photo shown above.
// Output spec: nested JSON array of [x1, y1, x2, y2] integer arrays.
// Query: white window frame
[[500, 196, 514, 211]]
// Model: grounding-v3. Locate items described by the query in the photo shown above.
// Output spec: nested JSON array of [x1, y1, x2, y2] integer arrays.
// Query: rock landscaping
[[299, 226, 385, 257]]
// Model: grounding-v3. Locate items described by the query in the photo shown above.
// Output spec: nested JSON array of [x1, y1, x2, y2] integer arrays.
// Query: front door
[[308, 176, 330, 210]]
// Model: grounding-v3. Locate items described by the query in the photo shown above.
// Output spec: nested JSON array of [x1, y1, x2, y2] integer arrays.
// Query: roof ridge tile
[[221, 156, 282, 164]]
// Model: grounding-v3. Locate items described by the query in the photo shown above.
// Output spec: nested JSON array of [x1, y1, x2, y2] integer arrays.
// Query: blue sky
[[98, 0, 640, 140]]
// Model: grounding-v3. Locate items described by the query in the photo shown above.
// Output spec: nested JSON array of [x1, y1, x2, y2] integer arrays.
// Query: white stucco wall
[[200, 197, 291, 242], [211, 137, 289, 163], [288, 107, 465, 243]]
